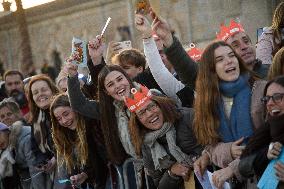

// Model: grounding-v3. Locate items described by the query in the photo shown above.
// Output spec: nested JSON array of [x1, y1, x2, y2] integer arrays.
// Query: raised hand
[[135, 13, 152, 38], [149, 8, 173, 47], [230, 137, 245, 159], [105, 41, 123, 64], [88, 35, 105, 66], [62, 56, 78, 77]]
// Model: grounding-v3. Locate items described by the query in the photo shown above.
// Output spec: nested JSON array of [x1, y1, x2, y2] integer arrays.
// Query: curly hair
[[50, 94, 88, 173]]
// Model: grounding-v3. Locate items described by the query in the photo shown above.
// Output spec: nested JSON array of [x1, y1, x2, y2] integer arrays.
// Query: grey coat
[[0, 122, 44, 189]]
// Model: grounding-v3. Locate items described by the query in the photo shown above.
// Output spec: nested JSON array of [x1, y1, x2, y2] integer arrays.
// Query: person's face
[[135, 100, 164, 130], [0, 106, 21, 126], [31, 80, 53, 110], [264, 83, 284, 117], [58, 78, 67, 93], [5, 74, 24, 96], [104, 71, 131, 101], [215, 46, 240, 82], [225, 32, 255, 69], [120, 64, 143, 79], [0, 131, 9, 150], [53, 106, 77, 130]]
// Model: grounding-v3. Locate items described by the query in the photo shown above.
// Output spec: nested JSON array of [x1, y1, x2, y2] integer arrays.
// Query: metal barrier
[[111, 158, 150, 189]]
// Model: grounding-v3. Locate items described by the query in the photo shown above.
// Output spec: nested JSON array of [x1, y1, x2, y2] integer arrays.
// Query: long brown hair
[[50, 94, 88, 173], [128, 96, 181, 157], [268, 47, 284, 80], [98, 65, 133, 164], [27, 74, 59, 123], [193, 41, 251, 145], [271, 2, 284, 53]]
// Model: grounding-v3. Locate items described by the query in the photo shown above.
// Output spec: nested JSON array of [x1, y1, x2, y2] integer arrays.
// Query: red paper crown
[[216, 19, 245, 41], [124, 85, 152, 112], [186, 43, 202, 62]]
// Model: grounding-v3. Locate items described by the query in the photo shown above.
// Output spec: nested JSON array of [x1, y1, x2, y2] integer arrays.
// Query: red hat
[[186, 43, 202, 62], [124, 85, 152, 112], [216, 19, 245, 41]]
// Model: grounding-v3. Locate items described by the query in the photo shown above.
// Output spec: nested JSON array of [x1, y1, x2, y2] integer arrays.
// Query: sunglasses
[[261, 93, 284, 105]]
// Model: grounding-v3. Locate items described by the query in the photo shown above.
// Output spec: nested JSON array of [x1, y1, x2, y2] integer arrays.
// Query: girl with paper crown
[[124, 84, 203, 189], [191, 40, 267, 189], [50, 94, 107, 189], [239, 76, 284, 189]]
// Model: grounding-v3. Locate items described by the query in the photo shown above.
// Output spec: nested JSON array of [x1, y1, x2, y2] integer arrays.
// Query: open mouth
[[149, 116, 159, 124], [38, 96, 49, 102], [271, 109, 281, 116], [117, 88, 126, 96], [225, 67, 236, 73]]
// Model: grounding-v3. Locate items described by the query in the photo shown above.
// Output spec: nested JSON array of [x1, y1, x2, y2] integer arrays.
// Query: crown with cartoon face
[[124, 85, 152, 112], [186, 43, 202, 62], [216, 19, 245, 41]]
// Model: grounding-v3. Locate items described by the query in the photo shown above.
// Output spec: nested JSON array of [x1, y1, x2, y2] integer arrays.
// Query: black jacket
[[142, 108, 203, 189]]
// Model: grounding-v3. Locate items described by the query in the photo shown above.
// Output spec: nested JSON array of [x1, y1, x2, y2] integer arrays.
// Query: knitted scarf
[[144, 122, 193, 170], [33, 110, 51, 153], [218, 75, 254, 143]]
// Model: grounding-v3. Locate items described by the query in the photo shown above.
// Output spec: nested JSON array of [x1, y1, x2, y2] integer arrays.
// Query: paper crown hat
[[186, 43, 202, 62], [216, 19, 245, 41], [124, 85, 152, 112]]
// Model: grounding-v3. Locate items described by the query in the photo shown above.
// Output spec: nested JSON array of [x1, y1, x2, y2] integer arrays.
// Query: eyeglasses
[[261, 93, 284, 105], [136, 102, 158, 119]]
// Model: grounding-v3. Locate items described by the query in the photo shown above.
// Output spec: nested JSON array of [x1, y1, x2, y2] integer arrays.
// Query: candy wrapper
[[135, 0, 150, 15], [71, 37, 87, 67]]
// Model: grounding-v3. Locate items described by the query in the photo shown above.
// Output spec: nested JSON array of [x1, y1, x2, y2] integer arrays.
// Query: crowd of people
[[1, 2, 284, 189]]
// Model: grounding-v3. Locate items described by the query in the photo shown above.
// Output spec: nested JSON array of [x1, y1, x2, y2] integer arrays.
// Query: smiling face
[[265, 83, 284, 117], [31, 80, 53, 109], [104, 71, 131, 101], [53, 106, 77, 130], [215, 46, 240, 82], [135, 100, 164, 130], [226, 32, 255, 70]]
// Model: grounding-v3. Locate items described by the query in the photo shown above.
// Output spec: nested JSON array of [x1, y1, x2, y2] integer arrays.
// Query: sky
[[0, 0, 55, 11]]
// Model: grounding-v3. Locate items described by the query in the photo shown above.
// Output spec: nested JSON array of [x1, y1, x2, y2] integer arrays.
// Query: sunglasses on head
[[261, 93, 284, 105]]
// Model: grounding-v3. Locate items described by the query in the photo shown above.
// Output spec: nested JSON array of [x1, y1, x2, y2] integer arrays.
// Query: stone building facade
[[0, 0, 281, 72]]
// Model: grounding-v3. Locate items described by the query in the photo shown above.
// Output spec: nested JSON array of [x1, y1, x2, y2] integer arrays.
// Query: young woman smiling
[[239, 76, 284, 188], [27, 74, 59, 189], [192, 41, 267, 188], [125, 87, 203, 189], [50, 94, 107, 189]]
